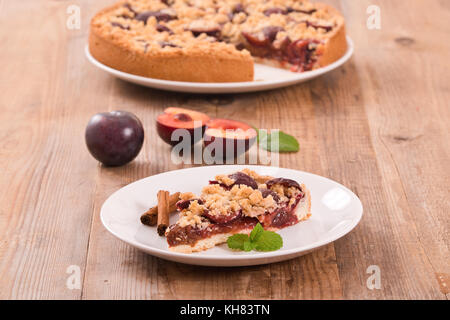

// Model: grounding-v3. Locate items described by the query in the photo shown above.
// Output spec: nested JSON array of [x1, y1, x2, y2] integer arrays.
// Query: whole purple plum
[[85, 111, 144, 166]]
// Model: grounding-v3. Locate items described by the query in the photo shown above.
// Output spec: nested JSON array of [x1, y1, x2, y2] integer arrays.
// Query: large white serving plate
[[100, 165, 363, 267], [86, 37, 353, 94]]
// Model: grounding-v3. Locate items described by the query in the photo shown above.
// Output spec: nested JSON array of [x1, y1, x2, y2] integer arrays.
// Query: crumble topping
[[241, 168, 273, 184], [177, 200, 210, 228], [92, 0, 345, 70], [165, 169, 311, 249], [173, 169, 308, 229], [270, 183, 302, 202], [214, 174, 235, 186], [201, 183, 277, 218], [271, 183, 284, 196], [179, 192, 197, 200]]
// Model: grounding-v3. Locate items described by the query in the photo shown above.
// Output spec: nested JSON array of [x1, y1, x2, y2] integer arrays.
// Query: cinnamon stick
[[157, 190, 170, 236], [140, 192, 180, 226]]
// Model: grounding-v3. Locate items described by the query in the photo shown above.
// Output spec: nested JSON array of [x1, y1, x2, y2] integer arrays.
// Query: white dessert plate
[[100, 165, 363, 267], [85, 36, 353, 94]]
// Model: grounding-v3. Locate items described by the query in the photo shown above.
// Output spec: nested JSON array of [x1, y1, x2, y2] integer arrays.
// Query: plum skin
[[156, 107, 210, 146], [156, 121, 206, 146], [85, 111, 144, 166], [203, 119, 257, 160], [229, 172, 258, 189]]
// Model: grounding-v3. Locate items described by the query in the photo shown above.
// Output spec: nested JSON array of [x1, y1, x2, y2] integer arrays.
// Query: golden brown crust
[[89, 30, 254, 82], [89, 1, 254, 82], [317, 23, 347, 67], [315, 4, 347, 67], [89, 0, 347, 82]]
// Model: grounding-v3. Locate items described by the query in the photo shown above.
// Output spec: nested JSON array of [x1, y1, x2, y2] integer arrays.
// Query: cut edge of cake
[[167, 184, 312, 254]]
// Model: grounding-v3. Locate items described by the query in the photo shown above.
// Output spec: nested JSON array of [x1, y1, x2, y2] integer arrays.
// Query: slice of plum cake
[[165, 169, 311, 253]]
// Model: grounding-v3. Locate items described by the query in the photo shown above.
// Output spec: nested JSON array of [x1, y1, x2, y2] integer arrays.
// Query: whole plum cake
[[89, 0, 347, 82]]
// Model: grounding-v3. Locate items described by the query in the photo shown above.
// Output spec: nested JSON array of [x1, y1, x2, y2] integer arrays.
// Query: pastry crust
[[315, 4, 347, 67], [169, 228, 253, 253], [168, 183, 312, 253], [89, 30, 254, 82], [89, 1, 347, 82], [89, 2, 254, 82]]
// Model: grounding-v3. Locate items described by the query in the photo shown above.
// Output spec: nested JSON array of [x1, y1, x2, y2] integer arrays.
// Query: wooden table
[[0, 0, 448, 300]]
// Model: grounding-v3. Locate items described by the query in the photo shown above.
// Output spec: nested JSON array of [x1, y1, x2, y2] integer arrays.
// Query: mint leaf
[[227, 223, 283, 252], [253, 126, 264, 144], [243, 240, 256, 252], [249, 223, 264, 242], [254, 231, 283, 252], [257, 129, 300, 153], [227, 234, 249, 250]]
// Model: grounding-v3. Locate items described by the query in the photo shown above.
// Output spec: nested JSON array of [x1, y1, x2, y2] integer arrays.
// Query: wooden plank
[[359, 0, 450, 298], [0, 0, 97, 299], [310, 0, 449, 299], [0, 0, 448, 300]]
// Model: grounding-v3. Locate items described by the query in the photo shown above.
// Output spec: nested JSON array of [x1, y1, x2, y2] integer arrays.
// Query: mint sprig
[[254, 128, 300, 153], [227, 234, 249, 250], [227, 223, 283, 252]]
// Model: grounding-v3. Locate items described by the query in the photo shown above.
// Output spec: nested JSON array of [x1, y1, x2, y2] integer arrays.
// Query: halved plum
[[202, 210, 242, 224], [229, 172, 258, 189], [156, 107, 210, 146], [260, 188, 281, 202], [266, 177, 301, 190], [209, 172, 258, 189], [203, 118, 257, 160]]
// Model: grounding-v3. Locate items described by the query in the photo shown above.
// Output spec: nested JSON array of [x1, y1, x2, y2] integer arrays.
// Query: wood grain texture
[[0, 0, 448, 300]]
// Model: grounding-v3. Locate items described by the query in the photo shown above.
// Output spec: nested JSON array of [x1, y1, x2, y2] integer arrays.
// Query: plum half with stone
[[156, 107, 210, 146], [203, 118, 257, 159], [85, 110, 144, 166]]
